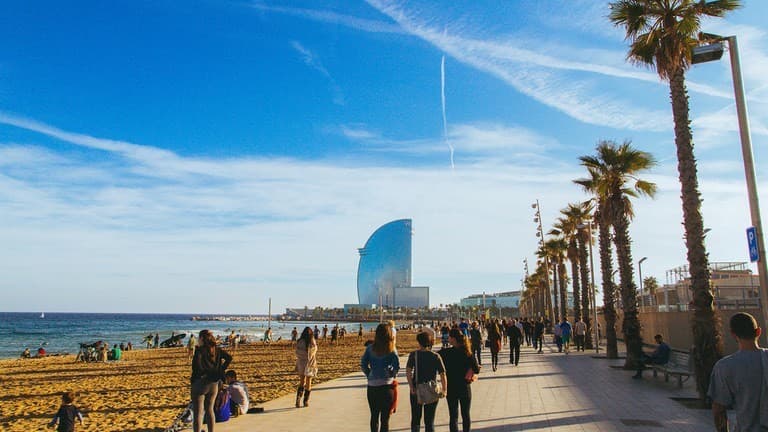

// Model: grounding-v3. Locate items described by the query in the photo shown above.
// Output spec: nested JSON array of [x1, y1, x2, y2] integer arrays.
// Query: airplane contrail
[[441, 55, 455, 170]]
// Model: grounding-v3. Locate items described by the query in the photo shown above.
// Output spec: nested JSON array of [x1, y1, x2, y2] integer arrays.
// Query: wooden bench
[[650, 350, 693, 388]]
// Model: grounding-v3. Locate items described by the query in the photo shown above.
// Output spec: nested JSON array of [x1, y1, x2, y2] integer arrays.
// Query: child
[[48, 392, 84, 432], [224, 370, 250, 416]]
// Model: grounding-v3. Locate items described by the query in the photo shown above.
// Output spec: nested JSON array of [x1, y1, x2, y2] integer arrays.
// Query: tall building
[[357, 219, 429, 308]]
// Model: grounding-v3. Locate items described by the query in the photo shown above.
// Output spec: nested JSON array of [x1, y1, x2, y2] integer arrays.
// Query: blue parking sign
[[746, 227, 759, 262]]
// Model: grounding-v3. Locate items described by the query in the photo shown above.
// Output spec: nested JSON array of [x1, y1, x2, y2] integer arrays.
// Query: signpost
[[747, 227, 759, 262]]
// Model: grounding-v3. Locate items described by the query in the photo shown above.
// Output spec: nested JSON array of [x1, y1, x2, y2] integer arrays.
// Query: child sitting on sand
[[224, 370, 250, 416], [48, 392, 84, 432]]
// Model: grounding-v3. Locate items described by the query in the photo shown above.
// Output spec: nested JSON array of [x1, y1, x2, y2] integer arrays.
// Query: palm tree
[[563, 201, 596, 347], [608, 0, 737, 397], [554, 238, 569, 321], [576, 140, 657, 367], [553, 216, 580, 324], [538, 241, 560, 322]]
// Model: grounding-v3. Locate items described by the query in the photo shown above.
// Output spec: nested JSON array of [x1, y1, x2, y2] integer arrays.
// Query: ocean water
[[0, 312, 376, 359]]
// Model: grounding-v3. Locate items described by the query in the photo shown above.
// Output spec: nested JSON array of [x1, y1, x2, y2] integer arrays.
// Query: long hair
[[198, 329, 217, 359], [487, 322, 500, 339], [300, 326, 315, 351], [449, 328, 472, 357], [372, 323, 394, 356]]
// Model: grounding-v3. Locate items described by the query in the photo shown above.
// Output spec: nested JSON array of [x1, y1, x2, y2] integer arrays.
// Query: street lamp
[[638, 257, 648, 309], [533, 200, 554, 325], [693, 34, 768, 344]]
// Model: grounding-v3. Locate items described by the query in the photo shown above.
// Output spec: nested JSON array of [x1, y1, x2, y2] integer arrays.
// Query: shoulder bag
[[415, 351, 442, 405]]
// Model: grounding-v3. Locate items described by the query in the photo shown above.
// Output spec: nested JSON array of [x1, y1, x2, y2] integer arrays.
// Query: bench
[[650, 350, 693, 388]]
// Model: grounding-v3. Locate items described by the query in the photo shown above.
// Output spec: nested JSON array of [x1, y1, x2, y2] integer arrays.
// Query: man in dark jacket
[[632, 334, 670, 379], [534, 318, 545, 353], [507, 320, 523, 365], [469, 322, 483, 365]]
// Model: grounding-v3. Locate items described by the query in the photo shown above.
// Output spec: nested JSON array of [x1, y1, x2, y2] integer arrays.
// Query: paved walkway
[[217, 340, 712, 432]]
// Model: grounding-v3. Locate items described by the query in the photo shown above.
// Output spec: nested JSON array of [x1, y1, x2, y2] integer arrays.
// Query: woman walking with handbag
[[406, 331, 446, 432], [190, 330, 232, 432], [439, 328, 480, 432], [361, 323, 400, 432], [486, 321, 502, 372], [295, 327, 317, 408]]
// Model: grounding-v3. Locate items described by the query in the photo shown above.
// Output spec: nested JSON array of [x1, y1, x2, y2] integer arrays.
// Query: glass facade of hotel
[[357, 219, 428, 308]]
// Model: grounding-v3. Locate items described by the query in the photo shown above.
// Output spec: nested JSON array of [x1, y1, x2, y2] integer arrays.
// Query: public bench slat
[[651, 350, 692, 388]]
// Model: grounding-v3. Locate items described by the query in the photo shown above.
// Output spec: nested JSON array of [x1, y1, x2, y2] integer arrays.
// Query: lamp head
[[692, 41, 725, 64]]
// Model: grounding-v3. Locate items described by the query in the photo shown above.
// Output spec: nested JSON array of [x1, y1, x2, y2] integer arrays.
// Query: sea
[[0, 312, 379, 360]]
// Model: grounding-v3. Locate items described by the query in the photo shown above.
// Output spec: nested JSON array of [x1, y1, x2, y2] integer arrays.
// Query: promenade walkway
[[218, 341, 712, 431]]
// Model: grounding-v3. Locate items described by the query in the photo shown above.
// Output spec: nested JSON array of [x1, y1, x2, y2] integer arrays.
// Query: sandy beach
[[0, 329, 420, 432]]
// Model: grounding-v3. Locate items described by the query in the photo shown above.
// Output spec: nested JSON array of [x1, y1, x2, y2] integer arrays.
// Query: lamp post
[[693, 34, 768, 344], [638, 257, 648, 309], [533, 200, 554, 325]]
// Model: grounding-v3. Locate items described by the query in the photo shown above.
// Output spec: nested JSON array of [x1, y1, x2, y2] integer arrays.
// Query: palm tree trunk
[[611, 195, 643, 369], [559, 261, 568, 321], [552, 265, 560, 324], [578, 235, 593, 349], [570, 239, 581, 322], [669, 69, 723, 398], [598, 208, 618, 358]]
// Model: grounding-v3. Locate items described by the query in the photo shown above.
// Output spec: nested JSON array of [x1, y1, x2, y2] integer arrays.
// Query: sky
[[1, 0, 767, 314]]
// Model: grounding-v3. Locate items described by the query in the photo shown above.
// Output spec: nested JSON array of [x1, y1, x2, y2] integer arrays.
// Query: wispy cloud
[[290, 41, 345, 106], [252, 2, 405, 34], [338, 121, 558, 164], [257, 1, 755, 132]]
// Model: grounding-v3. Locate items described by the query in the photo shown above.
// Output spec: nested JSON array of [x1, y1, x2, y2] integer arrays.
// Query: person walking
[[708, 312, 768, 432], [295, 327, 318, 407], [486, 321, 502, 372], [190, 330, 232, 432], [559, 318, 572, 354], [573, 319, 587, 352], [439, 328, 480, 432], [469, 322, 483, 366], [534, 318, 545, 353], [406, 331, 446, 432], [507, 319, 523, 366], [361, 323, 400, 432], [523, 318, 533, 346]]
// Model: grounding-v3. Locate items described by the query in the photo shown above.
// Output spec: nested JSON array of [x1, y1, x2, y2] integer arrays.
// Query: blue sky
[[1, 1, 767, 313]]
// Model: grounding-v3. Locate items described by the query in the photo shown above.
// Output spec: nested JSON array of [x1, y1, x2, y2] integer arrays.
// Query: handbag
[[484, 340, 490, 348], [414, 351, 442, 405]]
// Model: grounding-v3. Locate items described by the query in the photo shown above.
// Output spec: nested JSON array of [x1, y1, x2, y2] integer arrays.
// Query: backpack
[[214, 386, 231, 423]]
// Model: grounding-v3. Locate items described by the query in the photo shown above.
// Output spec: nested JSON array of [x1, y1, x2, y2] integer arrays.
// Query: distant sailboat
[[40, 312, 45, 319]]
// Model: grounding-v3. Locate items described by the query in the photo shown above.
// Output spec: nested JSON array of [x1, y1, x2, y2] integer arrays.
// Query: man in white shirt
[[573, 319, 587, 352], [225, 370, 250, 416]]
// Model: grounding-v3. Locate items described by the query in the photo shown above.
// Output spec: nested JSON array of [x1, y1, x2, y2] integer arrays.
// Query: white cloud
[[1, 115, 765, 313]]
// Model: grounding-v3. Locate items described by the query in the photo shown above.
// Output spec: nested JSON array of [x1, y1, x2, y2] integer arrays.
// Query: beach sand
[[0, 329, 420, 432]]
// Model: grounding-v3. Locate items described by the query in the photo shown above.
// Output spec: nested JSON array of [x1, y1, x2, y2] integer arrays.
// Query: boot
[[303, 389, 311, 407], [295, 386, 304, 408]]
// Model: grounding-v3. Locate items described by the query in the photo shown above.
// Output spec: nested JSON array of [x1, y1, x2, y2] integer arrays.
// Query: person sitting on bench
[[632, 334, 671, 379]]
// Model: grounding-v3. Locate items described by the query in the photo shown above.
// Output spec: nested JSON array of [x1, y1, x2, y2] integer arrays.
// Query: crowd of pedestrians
[[177, 310, 765, 432]]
